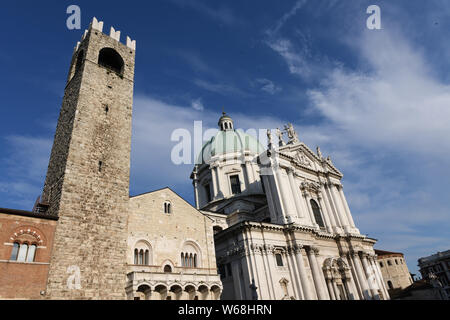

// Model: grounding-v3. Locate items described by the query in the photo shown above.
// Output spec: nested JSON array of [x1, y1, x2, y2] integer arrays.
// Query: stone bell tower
[[41, 18, 136, 299]]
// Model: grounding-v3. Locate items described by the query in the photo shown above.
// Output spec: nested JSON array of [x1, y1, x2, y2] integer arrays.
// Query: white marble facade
[[191, 114, 389, 300]]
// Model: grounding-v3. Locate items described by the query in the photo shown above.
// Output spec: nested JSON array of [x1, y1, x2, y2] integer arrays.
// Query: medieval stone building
[[0, 18, 221, 300]]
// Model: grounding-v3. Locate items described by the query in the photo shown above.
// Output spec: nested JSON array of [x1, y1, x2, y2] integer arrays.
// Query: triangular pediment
[[278, 143, 343, 177]]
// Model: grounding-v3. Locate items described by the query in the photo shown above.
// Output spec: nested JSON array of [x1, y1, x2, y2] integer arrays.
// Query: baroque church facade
[[192, 114, 389, 300], [0, 18, 388, 300]]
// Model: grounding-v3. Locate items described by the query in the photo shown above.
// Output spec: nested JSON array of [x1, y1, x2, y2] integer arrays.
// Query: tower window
[[98, 48, 124, 75], [230, 175, 241, 195], [275, 253, 284, 267], [98, 161, 103, 172], [310, 199, 325, 228]]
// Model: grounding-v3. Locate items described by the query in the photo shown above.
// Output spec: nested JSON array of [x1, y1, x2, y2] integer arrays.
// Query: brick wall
[[0, 212, 57, 299]]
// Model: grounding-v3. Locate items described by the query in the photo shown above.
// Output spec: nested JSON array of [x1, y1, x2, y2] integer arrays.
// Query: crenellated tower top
[[74, 17, 136, 53]]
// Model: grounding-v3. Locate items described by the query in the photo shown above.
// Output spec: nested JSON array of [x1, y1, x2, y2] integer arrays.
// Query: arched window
[[26, 245, 37, 263], [134, 249, 139, 265], [164, 265, 172, 273], [213, 226, 223, 235], [387, 281, 394, 290], [379, 262, 384, 268], [310, 199, 325, 228], [194, 254, 197, 268], [144, 250, 149, 265], [139, 249, 144, 265], [10, 242, 19, 261], [164, 201, 172, 214], [17, 243, 29, 262], [98, 48, 124, 75]]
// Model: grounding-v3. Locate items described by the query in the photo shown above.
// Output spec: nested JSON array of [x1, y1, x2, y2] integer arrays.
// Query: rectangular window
[[275, 254, 284, 267], [230, 175, 241, 195]]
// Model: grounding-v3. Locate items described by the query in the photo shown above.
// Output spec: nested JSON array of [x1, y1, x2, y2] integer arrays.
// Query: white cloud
[[255, 78, 282, 95], [0, 135, 52, 209], [191, 98, 204, 111]]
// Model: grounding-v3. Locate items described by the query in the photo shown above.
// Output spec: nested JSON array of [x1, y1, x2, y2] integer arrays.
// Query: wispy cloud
[[254, 78, 282, 95], [193, 79, 251, 97], [168, 0, 243, 27], [191, 98, 204, 111]]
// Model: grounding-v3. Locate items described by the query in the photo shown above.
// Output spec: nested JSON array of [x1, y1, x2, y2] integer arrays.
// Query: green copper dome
[[197, 129, 266, 164]]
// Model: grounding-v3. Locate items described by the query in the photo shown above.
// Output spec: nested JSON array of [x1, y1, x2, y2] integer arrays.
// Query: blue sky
[[1, 0, 450, 276]]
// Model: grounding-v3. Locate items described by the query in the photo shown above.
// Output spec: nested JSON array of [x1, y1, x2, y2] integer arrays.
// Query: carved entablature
[[300, 181, 322, 194]]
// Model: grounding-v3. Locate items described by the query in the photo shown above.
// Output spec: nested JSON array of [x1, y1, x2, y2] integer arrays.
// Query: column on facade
[[340, 256, 360, 300], [367, 255, 383, 298], [317, 194, 333, 233], [245, 229, 263, 300], [231, 260, 245, 300], [210, 165, 219, 199], [287, 168, 306, 220], [324, 183, 344, 231], [254, 245, 272, 299], [262, 245, 276, 299], [193, 179, 200, 209], [239, 247, 253, 300], [370, 255, 390, 300], [329, 183, 351, 231], [274, 167, 294, 224], [306, 246, 330, 300], [320, 184, 338, 232], [337, 185, 358, 231], [360, 253, 379, 299], [344, 254, 363, 300], [263, 175, 279, 223], [325, 278, 336, 300], [350, 252, 371, 300], [245, 161, 255, 191], [332, 280, 341, 300], [294, 245, 315, 299], [285, 248, 303, 299]]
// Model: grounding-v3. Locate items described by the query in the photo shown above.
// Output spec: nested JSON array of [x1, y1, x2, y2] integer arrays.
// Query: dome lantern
[[218, 112, 234, 131]]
